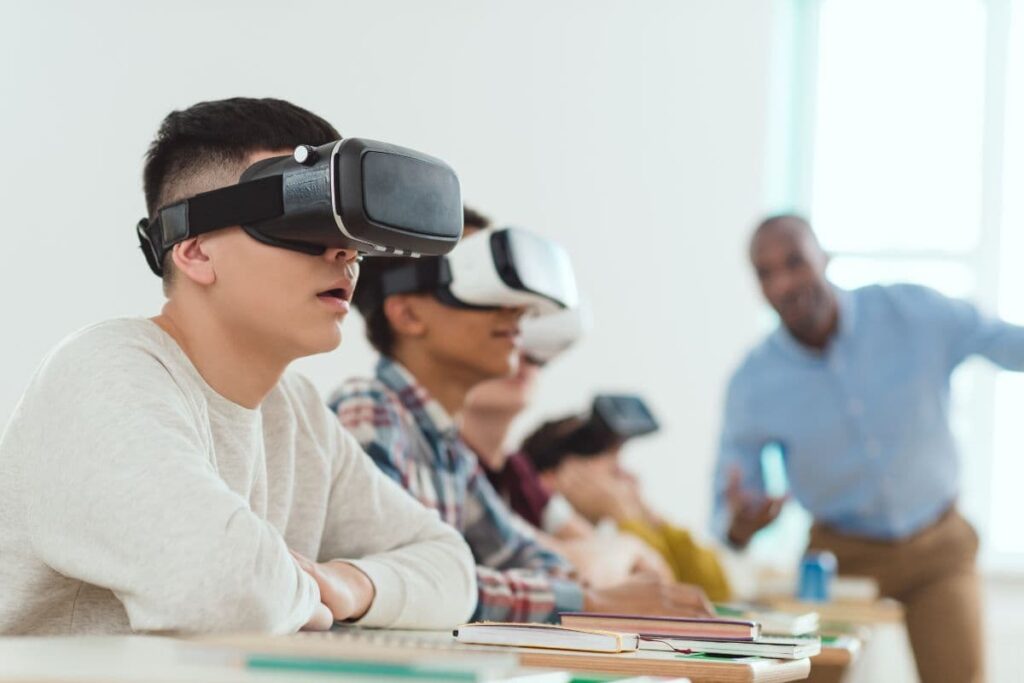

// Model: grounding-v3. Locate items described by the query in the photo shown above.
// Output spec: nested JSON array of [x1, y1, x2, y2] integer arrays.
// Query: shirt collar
[[375, 356, 459, 440], [772, 285, 856, 360]]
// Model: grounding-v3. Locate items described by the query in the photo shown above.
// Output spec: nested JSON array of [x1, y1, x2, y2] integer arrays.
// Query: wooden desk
[[0, 630, 808, 683], [748, 599, 887, 683], [203, 631, 811, 683], [761, 598, 903, 627], [0, 635, 553, 683], [806, 636, 861, 683], [515, 648, 809, 683]]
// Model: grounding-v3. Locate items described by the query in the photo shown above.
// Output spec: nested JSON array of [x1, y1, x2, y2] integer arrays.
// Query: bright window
[[989, 0, 1024, 566], [774, 0, 1023, 569], [812, 0, 986, 257]]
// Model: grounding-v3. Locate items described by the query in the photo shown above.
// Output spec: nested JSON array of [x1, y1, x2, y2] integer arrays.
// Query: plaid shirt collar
[[375, 357, 460, 442]]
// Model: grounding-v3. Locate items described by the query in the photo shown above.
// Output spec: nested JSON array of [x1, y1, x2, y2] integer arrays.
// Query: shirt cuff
[[343, 558, 405, 628], [283, 570, 323, 634], [549, 577, 585, 621]]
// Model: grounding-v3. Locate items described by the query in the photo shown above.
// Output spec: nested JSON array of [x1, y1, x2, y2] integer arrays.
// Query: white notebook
[[453, 622, 640, 653]]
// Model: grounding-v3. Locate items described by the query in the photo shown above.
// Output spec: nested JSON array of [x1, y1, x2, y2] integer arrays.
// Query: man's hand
[[725, 466, 787, 548], [291, 550, 376, 624], [584, 573, 714, 617]]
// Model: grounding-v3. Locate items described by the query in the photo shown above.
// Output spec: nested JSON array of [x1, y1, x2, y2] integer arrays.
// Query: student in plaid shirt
[[329, 211, 713, 624]]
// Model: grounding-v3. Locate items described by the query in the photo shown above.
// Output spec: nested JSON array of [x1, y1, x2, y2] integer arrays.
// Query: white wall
[[0, 0, 774, 532]]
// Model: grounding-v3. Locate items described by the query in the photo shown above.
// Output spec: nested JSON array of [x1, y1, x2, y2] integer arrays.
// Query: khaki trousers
[[808, 507, 984, 683]]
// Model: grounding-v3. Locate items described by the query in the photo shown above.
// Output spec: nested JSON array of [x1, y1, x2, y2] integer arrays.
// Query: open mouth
[[316, 285, 352, 312], [317, 287, 350, 302]]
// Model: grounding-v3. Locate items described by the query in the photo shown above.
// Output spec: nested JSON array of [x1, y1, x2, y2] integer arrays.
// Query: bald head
[[750, 214, 822, 256], [748, 214, 837, 348]]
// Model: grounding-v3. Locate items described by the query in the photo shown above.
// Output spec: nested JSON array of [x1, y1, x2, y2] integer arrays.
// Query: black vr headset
[[563, 394, 660, 455], [368, 227, 578, 315], [526, 394, 660, 472], [137, 138, 464, 276]]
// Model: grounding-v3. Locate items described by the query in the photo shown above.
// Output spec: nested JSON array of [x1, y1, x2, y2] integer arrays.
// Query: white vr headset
[[520, 301, 590, 365], [376, 227, 579, 315]]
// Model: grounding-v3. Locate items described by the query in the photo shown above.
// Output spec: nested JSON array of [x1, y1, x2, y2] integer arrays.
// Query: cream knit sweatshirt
[[0, 319, 476, 635]]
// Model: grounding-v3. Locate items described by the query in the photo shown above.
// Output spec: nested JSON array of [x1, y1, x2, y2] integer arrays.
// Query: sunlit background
[[760, 0, 1024, 578], [1, 1, 1022, 679]]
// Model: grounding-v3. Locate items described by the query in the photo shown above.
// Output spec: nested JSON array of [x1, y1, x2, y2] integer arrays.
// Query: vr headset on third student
[[137, 138, 464, 276], [564, 395, 660, 454], [525, 395, 660, 472], [371, 227, 579, 315]]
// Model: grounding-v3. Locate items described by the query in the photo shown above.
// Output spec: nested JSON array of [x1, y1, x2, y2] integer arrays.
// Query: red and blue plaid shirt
[[330, 357, 583, 623]]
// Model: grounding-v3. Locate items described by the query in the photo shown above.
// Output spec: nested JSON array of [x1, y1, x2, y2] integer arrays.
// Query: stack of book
[[451, 619, 814, 680], [557, 613, 821, 660], [713, 603, 821, 636]]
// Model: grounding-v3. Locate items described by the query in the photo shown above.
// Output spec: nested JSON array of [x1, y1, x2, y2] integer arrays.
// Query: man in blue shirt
[[714, 214, 1024, 683]]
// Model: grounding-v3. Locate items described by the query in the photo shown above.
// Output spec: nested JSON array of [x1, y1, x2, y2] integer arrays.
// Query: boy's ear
[[169, 237, 216, 287], [383, 294, 429, 339]]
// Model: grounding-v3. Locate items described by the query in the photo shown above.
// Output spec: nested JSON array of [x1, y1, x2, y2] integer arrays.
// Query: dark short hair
[[352, 253, 416, 356], [143, 97, 339, 286], [463, 205, 492, 230], [354, 205, 490, 356], [520, 415, 588, 472]]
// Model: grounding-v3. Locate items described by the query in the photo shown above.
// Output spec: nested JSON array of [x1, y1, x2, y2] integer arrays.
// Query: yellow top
[[618, 519, 732, 602]]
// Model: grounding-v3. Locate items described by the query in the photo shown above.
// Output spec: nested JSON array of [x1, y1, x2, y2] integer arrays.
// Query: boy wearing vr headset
[[522, 405, 732, 602], [331, 215, 713, 623], [0, 98, 476, 635]]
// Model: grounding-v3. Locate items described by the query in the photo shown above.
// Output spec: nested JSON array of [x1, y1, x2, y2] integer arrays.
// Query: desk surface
[[0, 630, 809, 683], [812, 636, 861, 668], [761, 598, 903, 626], [0, 635, 574, 683], [203, 631, 810, 683]]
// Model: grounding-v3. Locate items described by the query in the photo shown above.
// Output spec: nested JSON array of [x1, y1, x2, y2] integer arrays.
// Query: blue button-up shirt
[[713, 284, 1024, 541]]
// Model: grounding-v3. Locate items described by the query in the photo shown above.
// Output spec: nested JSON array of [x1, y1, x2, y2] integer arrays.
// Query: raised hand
[[725, 466, 787, 548]]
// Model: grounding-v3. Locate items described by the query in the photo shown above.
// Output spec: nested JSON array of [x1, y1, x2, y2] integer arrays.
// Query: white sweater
[[0, 319, 476, 635]]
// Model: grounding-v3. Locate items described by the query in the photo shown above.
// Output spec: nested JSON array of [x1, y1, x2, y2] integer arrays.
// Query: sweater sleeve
[[18, 328, 319, 634], [317, 426, 477, 629]]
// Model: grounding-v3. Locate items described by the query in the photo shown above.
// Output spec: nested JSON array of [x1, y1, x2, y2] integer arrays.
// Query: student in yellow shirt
[[524, 411, 732, 602]]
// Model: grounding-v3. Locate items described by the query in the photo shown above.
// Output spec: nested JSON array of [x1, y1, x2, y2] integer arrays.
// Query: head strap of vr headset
[[360, 257, 499, 313], [137, 174, 326, 277], [378, 258, 453, 298], [355, 257, 450, 316]]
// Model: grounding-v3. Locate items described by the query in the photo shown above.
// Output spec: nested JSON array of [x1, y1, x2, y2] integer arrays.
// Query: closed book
[[715, 603, 820, 636], [639, 635, 822, 660], [453, 623, 640, 653], [560, 613, 761, 642]]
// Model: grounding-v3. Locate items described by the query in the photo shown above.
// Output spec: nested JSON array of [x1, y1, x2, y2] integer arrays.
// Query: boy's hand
[[290, 549, 376, 623], [301, 602, 335, 631], [584, 573, 714, 618]]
